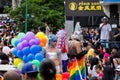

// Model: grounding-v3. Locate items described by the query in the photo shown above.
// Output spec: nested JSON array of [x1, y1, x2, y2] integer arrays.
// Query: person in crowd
[[114, 65, 120, 80], [0, 52, 9, 64], [21, 63, 38, 80], [86, 43, 95, 58], [39, 59, 56, 80], [89, 28, 95, 43], [102, 65, 114, 80], [110, 47, 120, 69], [99, 17, 111, 48], [111, 47, 120, 68], [92, 29, 100, 49], [3, 70, 21, 80], [45, 22, 50, 36], [67, 34, 82, 60], [56, 26, 68, 72], [113, 27, 120, 53], [82, 28, 89, 42], [95, 65, 103, 80], [103, 52, 110, 66], [45, 35, 62, 73], [94, 49, 100, 59], [87, 57, 99, 78]]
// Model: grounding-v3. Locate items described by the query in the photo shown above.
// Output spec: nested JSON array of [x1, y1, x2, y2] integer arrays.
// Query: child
[[95, 65, 103, 80]]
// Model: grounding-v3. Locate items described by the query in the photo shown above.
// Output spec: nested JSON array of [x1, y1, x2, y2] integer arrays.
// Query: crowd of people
[[0, 16, 120, 80]]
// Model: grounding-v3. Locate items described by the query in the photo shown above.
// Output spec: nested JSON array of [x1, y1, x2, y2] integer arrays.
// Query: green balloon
[[17, 62, 24, 71], [11, 38, 18, 46], [17, 33, 25, 39], [32, 60, 40, 71], [37, 73, 42, 80]]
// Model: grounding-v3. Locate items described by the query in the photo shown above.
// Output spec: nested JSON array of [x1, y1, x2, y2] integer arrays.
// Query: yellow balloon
[[14, 58, 23, 67], [36, 32, 45, 39]]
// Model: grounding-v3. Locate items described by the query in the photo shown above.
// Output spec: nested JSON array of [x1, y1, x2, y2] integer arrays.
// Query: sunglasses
[[52, 40, 57, 42]]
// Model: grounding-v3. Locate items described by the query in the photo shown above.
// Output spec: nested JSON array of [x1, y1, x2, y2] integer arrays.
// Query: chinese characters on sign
[[69, 1, 102, 11], [66, 0, 104, 16]]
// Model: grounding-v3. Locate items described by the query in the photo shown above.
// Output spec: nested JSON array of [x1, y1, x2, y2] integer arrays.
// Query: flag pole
[[75, 57, 83, 80]]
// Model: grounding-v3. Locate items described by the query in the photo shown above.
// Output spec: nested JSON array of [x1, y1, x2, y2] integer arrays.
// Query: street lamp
[[25, 0, 28, 33]]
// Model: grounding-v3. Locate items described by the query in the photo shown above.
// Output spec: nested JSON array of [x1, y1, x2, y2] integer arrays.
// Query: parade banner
[[65, 0, 105, 16]]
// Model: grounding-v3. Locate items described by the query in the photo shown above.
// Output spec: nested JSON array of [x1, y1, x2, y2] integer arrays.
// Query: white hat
[[101, 17, 108, 21], [115, 65, 120, 71]]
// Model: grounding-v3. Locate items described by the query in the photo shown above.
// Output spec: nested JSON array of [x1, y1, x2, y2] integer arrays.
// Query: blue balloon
[[14, 39, 21, 47], [22, 47, 30, 55], [30, 45, 42, 54], [23, 55, 28, 63], [17, 50, 24, 59], [37, 51, 44, 57], [37, 45, 42, 52], [27, 54, 35, 61], [39, 51, 45, 56], [13, 48, 18, 56], [35, 53, 44, 62]]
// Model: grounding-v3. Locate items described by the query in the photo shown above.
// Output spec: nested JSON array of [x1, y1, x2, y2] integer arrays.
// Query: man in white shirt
[[99, 17, 111, 48]]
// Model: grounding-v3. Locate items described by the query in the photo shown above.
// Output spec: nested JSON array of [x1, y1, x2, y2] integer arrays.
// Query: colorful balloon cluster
[[12, 32, 47, 68], [56, 72, 70, 80]]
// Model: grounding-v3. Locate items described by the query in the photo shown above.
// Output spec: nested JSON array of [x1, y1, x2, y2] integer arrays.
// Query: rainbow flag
[[68, 58, 82, 80], [78, 57, 86, 80]]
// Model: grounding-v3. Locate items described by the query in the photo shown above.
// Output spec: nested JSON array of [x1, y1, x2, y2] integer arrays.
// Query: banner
[[65, 0, 105, 16]]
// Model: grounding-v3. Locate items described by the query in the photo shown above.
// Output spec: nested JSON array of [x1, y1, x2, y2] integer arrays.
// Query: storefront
[[65, 0, 105, 28]]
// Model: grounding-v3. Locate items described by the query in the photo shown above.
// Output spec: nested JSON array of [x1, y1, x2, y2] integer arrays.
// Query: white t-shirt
[[99, 23, 111, 40], [61, 52, 68, 60], [92, 65, 98, 77]]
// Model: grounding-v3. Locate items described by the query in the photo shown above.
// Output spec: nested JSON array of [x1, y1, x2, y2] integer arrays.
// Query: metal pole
[[92, 16, 94, 26], [25, 0, 28, 33]]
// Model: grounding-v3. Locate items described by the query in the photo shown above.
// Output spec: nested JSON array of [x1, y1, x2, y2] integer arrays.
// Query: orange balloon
[[40, 42, 46, 47], [40, 36, 48, 44]]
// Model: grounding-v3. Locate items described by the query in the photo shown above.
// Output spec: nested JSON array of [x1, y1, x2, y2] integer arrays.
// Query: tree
[[8, 0, 65, 32]]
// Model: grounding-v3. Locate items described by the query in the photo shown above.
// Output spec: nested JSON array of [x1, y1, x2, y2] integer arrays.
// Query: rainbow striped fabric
[[68, 58, 82, 80], [68, 57, 86, 80], [78, 57, 86, 79]]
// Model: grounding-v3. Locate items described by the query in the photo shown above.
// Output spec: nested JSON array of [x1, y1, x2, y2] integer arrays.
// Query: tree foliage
[[9, 0, 65, 32]]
